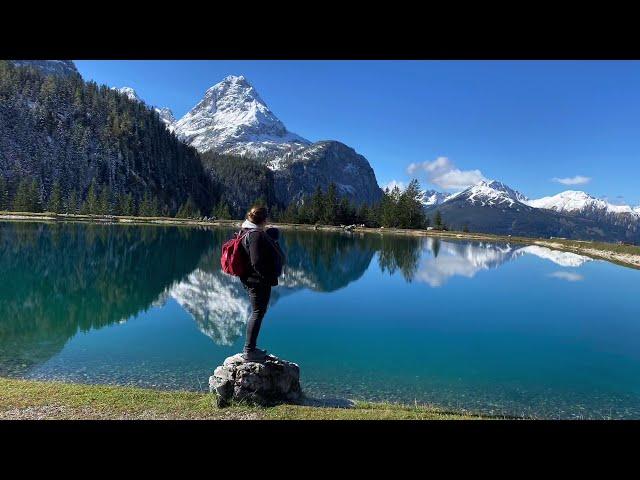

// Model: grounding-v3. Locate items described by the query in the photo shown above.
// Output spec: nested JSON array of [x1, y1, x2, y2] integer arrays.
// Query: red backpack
[[220, 231, 251, 277]]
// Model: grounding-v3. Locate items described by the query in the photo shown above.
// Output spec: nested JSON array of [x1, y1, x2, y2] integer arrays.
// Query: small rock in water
[[209, 353, 302, 407]]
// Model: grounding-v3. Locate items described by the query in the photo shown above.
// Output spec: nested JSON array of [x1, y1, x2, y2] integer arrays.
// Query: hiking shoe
[[242, 348, 268, 362]]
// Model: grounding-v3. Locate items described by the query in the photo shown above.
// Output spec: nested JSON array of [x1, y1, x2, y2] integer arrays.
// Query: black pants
[[241, 281, 272, 352]]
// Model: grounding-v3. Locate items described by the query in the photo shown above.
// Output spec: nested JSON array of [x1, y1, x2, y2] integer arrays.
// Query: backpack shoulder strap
[[240, 229, 257, 252]]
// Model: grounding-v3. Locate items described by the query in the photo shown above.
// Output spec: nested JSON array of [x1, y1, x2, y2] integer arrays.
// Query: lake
[[1, 221, 639, 419]]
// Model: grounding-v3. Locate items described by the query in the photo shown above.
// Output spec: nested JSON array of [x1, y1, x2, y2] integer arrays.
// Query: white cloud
[[552, 175, 591, 186], [407, 157, 486, 190], [383, 180, 406, 191], [547, 271, 584, 282]]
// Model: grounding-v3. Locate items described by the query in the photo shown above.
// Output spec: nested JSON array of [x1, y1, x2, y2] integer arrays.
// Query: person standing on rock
[[239, 205, 285, 362]]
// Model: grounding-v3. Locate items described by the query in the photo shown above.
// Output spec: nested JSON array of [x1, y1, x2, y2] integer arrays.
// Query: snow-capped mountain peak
[[173, 74, 310, 158], [154, 107, 176, 132], [526, 190, 638, 216], [113, 86, 142, 103], [447, 180, 529, 208], [419, 189, 448, 206]]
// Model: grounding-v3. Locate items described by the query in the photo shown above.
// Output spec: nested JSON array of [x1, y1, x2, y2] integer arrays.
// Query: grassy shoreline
[[0, 378, 491, 420], [2, 211, 639, 269]]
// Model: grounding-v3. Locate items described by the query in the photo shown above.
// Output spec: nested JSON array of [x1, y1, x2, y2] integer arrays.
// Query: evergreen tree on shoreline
[[47, 181, 63, 213]]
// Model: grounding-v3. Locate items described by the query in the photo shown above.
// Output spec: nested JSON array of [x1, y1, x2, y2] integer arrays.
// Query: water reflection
[[0, 222, 594, 368], [0, 222, 211, 376], [413, 238, 591, 287], [165, 230, 377, 345]]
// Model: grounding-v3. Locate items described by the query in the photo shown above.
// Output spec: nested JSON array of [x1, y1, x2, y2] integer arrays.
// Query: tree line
[[268, 179, 448, 230], [1, 172, 447, 230]]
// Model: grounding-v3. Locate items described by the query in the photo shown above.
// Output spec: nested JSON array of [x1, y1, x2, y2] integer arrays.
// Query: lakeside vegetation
[[0, 171, 444, 231], [0, 377, 487, 420], [1, 210, 639, 270]]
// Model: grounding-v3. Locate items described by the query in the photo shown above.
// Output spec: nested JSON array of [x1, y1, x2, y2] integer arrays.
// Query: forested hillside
[[0, 61, 215, 216], [200, 151, 277, 218]]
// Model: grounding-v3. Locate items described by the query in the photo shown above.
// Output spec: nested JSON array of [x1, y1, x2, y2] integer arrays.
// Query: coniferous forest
[[0, 60, 214, 216], [0, 60, 445, 230]]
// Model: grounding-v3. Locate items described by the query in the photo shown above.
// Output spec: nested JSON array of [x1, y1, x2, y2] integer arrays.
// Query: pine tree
[[337, 196, 353, 225], [82, 180, 98, 214], [0, 176, 8, 211], [117, 193, 134, 216], [214, 202, 232, 219], [149, 195, 161, 217], [379, 188, 398, 228], [310, 186, 324, 224], [47, 181, 63, 213], [13, 179, 31, 212], [283, 202, 299, 223], [322, 182, 338, 225], [67, 190, 79, 214], [138, 191, 152, 217], [434, 210, 443, 230], [397, 179, 426, 229], [97, 184, 111, 215], [357, 203, 370, 226], [176, 196, 201, 219], [28, 178, 42, 212]]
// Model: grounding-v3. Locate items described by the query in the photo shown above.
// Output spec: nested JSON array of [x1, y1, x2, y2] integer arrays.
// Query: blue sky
[[75, 60, 640, 206]]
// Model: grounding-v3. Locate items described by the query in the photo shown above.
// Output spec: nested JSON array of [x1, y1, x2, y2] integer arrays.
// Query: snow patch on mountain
[[154, 107, 176, 132], [446, 180, 529, 208], [419, 189, 448, 206], [526, 190, 639, 216], [174, 75, 310, 158], [113, 87, 142, 103]]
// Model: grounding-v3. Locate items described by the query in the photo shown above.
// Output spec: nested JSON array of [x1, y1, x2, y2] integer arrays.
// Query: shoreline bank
[[0, 377, 490, 420], [1, 211, 639, 269]]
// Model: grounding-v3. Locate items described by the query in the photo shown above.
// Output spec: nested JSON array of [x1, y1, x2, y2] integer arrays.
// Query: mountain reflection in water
[[0, 223, 593, 373]]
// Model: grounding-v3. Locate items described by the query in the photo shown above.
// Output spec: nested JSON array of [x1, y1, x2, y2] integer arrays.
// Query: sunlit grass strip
[[0, 378, 486, 420]]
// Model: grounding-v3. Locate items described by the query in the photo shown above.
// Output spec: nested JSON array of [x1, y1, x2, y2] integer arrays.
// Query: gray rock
[[209, 353, 302, 407]]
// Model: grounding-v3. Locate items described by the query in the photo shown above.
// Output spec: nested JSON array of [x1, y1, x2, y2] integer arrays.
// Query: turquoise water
[[1, 221, 639, 418]]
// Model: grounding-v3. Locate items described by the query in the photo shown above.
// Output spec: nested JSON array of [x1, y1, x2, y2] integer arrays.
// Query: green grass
[[0, 378, 487, 420]]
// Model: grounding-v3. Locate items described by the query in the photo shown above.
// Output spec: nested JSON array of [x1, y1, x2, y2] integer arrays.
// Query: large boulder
[[209, 353, 302, 407]]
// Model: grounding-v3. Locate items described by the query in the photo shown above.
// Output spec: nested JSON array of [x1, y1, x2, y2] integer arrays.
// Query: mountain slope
[[111, 86, 176, 132], [419, 189, 448, 207], [174, 75, 382, 206], [0, 60, 214, 214], [10, 60, 80, 78], [174, 75, 310, 158], [272, 141, 383, 206], [425, 180, 637, 241]]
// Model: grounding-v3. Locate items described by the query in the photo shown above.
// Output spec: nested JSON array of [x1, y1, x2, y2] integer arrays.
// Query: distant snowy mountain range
[[420, 180, 640, 220], [8, 60, 639, 242], [421, 180, 640, 242]]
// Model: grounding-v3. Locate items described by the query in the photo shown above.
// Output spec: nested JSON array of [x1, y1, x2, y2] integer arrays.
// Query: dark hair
[[247, 205, 268, 225]]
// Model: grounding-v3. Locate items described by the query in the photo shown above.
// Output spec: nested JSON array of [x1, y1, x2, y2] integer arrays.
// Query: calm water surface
[[1, 221, 639, 419]]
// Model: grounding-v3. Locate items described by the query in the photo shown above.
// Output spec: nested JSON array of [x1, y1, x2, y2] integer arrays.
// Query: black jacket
[[240, 228, 283, 286]]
